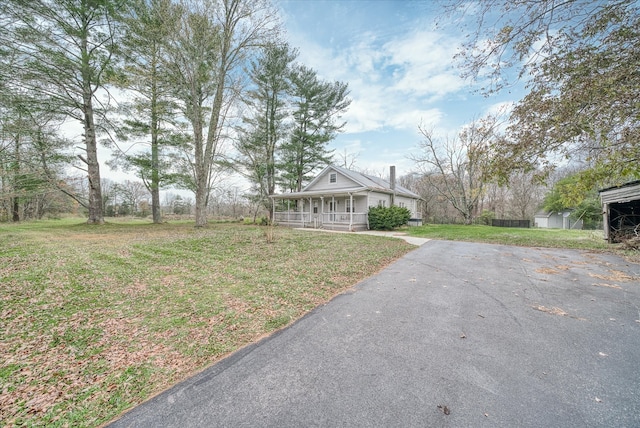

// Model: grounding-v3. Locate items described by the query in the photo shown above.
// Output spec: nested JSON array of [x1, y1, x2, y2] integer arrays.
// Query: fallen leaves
[[589, 270, 637, 282], [437, 404, 451, 415], [533, 305, 568, 316], [536, 267, 562, 275], [1, 222, 414, 426], [592, 283, 623, 290], [532, 305, 586, 321]]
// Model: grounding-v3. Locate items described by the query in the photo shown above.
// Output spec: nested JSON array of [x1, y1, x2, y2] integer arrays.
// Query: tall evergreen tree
[[117, 0, 182, 223], [235, 43, 297, 219], [280, 66, 350, 192], [0, 0, 124, 224]]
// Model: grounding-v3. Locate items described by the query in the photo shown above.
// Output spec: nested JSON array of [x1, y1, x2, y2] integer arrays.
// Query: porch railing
[[274, 211, 368, 228]]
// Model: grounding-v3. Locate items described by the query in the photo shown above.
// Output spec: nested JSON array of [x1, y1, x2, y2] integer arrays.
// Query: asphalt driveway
[[108, 240, 640, 428]]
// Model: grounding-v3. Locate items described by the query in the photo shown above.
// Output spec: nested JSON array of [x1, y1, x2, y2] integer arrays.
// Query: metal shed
[[599, 180, 640, 243]]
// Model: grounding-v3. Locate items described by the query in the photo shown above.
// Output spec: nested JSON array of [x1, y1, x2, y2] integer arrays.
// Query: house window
[[329, 173, 337, 184], [378, 200, 386, 207], [313, 201, 318, 214], [345, 199, 354, 213], [398, 202, 405, 208]]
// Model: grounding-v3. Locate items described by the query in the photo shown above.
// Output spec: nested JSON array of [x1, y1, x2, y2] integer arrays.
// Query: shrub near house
[[368, 206, 411, 230]]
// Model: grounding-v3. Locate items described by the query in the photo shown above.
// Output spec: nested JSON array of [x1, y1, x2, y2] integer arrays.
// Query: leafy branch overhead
[[451, 0, 640, 187]]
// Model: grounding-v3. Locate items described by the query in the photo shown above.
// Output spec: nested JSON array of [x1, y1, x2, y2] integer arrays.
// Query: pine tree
[[279, 66, 350, 192], [235, 43, 297, 218]]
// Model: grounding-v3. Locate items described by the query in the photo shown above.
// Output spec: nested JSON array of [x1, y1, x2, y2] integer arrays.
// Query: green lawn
[[406, 224, 614, 250], [0, 219, 413, 427]]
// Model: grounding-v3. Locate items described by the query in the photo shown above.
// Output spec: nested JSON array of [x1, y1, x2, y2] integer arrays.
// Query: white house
[[271, 165, 422, 231]]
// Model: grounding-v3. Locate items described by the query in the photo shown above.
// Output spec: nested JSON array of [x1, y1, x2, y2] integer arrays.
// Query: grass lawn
[[0, 219, 414, 427], [406, 224, 616, 251]]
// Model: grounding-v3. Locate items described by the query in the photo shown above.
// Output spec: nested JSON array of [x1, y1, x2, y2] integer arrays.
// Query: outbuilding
[[534, 210, 583, 230], [599, 180, 640, 243]]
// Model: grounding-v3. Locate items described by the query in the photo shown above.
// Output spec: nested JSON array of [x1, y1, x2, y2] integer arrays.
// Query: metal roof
[[274, 164, 421, 199]]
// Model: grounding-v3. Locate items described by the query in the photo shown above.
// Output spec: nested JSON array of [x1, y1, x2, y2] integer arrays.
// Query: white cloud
[[291, 26, 468, 136], [383, 30, 466, 98], [485, 100, 515, 118], [387, 108, 443, 131], [278, 0, 533, 174]]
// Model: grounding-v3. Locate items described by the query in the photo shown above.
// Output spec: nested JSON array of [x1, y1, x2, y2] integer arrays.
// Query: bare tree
[[411, 117, 498, 224], [336, 148, 359, 170], [166, 0, 280, 227], [505, 171, 544, 220], [120, 180, 150, 215]]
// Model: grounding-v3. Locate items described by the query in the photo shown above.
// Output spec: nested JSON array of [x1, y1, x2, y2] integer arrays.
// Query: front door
[[329, 201, 336, 221]]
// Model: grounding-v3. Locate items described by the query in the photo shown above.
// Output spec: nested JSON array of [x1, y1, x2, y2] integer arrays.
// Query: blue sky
[[94, 0, 524, 191], [277, 0, 523, 176]]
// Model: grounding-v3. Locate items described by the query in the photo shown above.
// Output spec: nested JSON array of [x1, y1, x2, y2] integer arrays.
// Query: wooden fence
[[492, 219, 530, 228]]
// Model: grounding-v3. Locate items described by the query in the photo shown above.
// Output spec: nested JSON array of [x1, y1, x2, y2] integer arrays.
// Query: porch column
[[287, 200, 290, 223], [331, 196, 335, 224], [300, 199, 304, 227], [272, 197, 275, 223], [349, 193, 353, 231], [309, 197, 313, 228]]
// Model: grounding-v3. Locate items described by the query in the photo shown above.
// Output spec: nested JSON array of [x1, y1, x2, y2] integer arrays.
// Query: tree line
[[0, 0, 349, 225], [2, 0, 637, 227]]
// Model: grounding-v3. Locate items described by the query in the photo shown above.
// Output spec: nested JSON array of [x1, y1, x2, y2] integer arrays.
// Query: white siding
[[306, 169, 360, 191], [534, 216, 550, 228], [353, 197, 368, 213], [395, 195, 418, 218], [367, 192, 391, 209], [535, 212, 581, 229]]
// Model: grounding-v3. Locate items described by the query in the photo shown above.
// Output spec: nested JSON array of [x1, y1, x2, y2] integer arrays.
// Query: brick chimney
[[390, 165, 396, 206]]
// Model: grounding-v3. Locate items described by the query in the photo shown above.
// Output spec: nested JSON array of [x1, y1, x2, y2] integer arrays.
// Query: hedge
[[368, 206, 411, 230]]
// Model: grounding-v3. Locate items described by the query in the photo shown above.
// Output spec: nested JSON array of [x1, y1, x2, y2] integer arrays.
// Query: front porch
[[272, 193, 370, 232]]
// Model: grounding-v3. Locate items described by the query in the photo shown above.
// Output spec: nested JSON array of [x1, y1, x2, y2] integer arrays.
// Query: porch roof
[[271, 188, 369, 199]]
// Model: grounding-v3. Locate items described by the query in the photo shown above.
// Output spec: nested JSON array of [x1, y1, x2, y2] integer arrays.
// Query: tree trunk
[[150, 65, 162, 224], [82, 39, 104, 225], [12, 197, 19, 222], [194, 182, 208, 227], [12, 134, 20, 222], [194, 102, 207, 227]]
